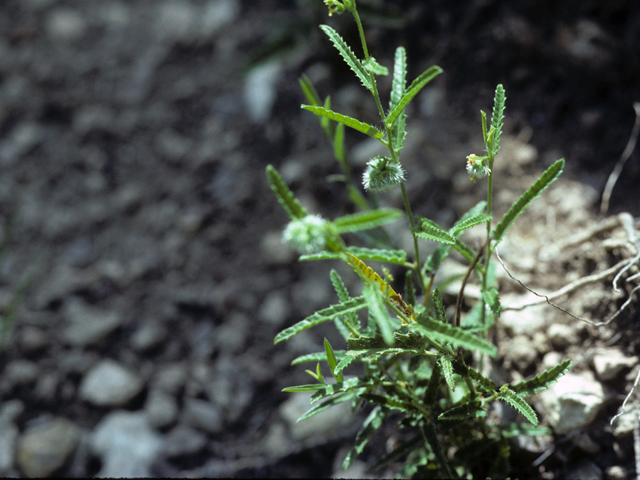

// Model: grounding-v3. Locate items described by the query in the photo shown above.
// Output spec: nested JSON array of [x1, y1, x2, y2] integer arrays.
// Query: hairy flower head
[[466, 154, 491, 183], [362, 156, 405, 193], [282, 214, 330, 254]]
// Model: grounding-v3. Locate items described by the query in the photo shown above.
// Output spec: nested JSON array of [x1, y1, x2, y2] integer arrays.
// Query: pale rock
[[592, 349, 637, 382], [499, 300, 548, 335], [280, 391, 354, 442], [503, 335, 538, 371], [605, 465, 628, 480], [161, 424, 207, 458], [145, 389, 179, 429], [4, 360, 38, 387], [200, 0, 239, 37], [0, 401, 23, 475], [16, 417, 81, 478], [538, 371, 606, 435], [61, 299, 123, 347], [261, 230, 295, 265], [152, 362, 187, 395], [79, 360, 144, 407], [259, 291, 290, 325], [131, 321, 167, 352], [182, 399, 223, 434], [244, 62, 282, 123], [46, 8, 87, 41], [547, 323, 579, 350], [91, 411, 162, 478], [566, 459, 602, 480]]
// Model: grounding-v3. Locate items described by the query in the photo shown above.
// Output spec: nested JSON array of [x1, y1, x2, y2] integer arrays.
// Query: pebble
[[161, 424, 207, 458], [145, 389, 179, 430], [244, 62, 282, 123], [61, 299, 123, 347], [79, 359, 144, 407], [566, 459, 602, 480], [0, 401, 23, 475], [130, 321, 168, 352], [538, 371, 606, 435], [90, 410, 162, 477], [258, 291, 290, 325], [499, 300, 548, 335], [45, 8, 87, 41], [503, 335, 538, 371], [151, 362, 187, 395], [16, 417, 81, 478], [0, 123, 44, 166], [547, 323, 579, 350], [261, 230, 296, 265], [4, 360, 39, 388], [182, 399, 223, 434], [591, 349, 637, 382]]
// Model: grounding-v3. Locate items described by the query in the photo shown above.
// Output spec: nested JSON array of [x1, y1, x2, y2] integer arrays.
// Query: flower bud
[[282, 214, 330, 254], [466, 154, 491, 182], [362, 156, 405, 192], [324, 0, 346, 16]]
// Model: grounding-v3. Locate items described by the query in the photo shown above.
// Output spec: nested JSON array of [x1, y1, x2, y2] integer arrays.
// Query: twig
[[635, 411, 640, 480], [611, 366, 640, 429], [600, 102, 640, 216], [454, 238, 488, 328]]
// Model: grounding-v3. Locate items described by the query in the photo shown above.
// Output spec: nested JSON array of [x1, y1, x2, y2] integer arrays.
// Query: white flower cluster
[[282, 214, 329, 254], [362, 156, 405, 193], [466, 154, 491, 182]]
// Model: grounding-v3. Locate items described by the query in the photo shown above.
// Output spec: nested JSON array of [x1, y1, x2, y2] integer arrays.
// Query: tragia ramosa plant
[[266, 1, 571, 477]]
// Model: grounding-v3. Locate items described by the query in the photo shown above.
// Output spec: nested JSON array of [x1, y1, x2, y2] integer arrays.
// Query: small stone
[[547, 323, 579, 350], [498, 300, 548, 335], [605, 465, 628, 480], [592, 349, 637, 382], [18, 326, 48, 355], [503, 336, 538, 371], [91, 411, 162, 478], [46, 8, 87, 41], [161, 424, 207, 458], [130, 321, 167, 352], [258, 291, 290, 325], [152, 362, 187, 395], [566, 459, 602, 480], [145, 390, 179, 430], [0, 123, 43, 166], [182, 399, 223, 434], [261, 230, 295, 265], [538, 371, 606, 435], [16, 417, 81, 478], [244, 62, 282, 123], [5, 360, 38, 387], [79, 360, 144, 407], [61, 298, 123, 347], [0, 402, 22, 475], [280, 391, 354, 442]]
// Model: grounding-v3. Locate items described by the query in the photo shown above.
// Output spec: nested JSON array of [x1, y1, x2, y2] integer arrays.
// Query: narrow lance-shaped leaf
[[344, 253, 397, 296], [386, 65, 443, 128], [274, 296, 367, 344], [319, 25, 372, 91], [492, 158, 565, 245], [438, 400, 486, 422], [333, 208, 402, 233], [498, 385, 538, 425], [364, 285, 394, 347], [414, 217, 456, 245], [511, 359, 572, 396], [304, 247, 407, 266], [412, 319, 498, 357], [438, 355, 455, 391], [423, 421, 453, 478], [490, 84, 506, 156], [390, 47, 407, 108], [266, 165, 308, 220], [297, 391, 357, 422], [324, 338, 344, 383], [363, 57, 388, 76], [334, 354, 356, 375], [343, 406, 388, 470], [291, 350, 346, 366], [450, 213, 492, 235], [299, 74, 322, 107], [302, 105, 384, 139], [431, 289, 447, 323]]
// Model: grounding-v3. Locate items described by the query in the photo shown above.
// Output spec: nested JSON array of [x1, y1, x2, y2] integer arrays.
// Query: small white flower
[[362, 156, 405, 192], [466, 154, 491, 182], [282, 214, 329, 254]]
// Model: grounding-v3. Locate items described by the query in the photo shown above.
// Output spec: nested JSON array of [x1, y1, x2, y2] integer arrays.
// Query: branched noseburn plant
[[266, 1, 571, 477]]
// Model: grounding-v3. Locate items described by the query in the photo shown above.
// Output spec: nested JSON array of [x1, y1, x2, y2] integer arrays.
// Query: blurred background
[[0, 0, 639, 477]]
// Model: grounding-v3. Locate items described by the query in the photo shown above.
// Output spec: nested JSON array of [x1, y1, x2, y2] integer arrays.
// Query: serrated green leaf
[[298, 391, 357, 422], [363, 285, 394, 346], [404, 270, 416, 308], [361, 393, 413, 413], [324, 338, 344, 383], [450, 213, 492, 234], [370, 434, 423, 472], [266, 165, 308, 220], [492, 158, 564, 245], [390, 47, 407, 108], [453, 238, 476, 262], [299, 251, 341, 261], [321, 95, 332, 132], [455, 363, 498, 395], [481, 286, 501, 318], [412, 319, 498, 357], [414, 217, 456, 245], [274, 296, 367, 344], [333, 122, 346, 164], [330, 269, 350, 303], [291, 350, 346, 366], [438, 400, 486, 422], [343, 406, 388, 470], [333, 208, 402, 233], [302, 105, 384, 139], [299, 74, 322, 107], [424, 362, 441, 405], [283, 384, 328, 392], [511, 359, 572, 396], [310, 376, 377, 402], [490, 84, 506, 156], [319, 25, 373, 91], [498, 385, 538, 425], [438, 355, 455, 391], [431, 289, 447, 323], [386, 65, 443, 128], [363, 57, 388, 76], [334, 353, 356, 375], [422, 421, 453, 478], [344, 247, 407, 265]]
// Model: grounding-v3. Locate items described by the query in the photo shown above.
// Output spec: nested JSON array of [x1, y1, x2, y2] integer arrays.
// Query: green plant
[[266, 1, 571, 476]]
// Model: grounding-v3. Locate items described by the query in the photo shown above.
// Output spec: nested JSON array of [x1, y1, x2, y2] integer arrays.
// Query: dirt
[[0, 0, 639, 478]]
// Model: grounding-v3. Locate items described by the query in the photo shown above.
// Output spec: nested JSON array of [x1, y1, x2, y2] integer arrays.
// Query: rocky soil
[[0, 0, 639, 478]]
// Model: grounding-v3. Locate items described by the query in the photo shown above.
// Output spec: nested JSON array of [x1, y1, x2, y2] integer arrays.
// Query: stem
[[400, 182, 425, 292]]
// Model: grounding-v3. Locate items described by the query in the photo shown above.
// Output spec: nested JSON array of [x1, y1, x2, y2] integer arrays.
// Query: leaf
[[438, 400, 486, 422], [324, 338, 344, 383], [412, 319, 498, 357], [302, 105, 384, 139], [498, 385, 538, 425], [333, 122, 346, 164], [450, 213, 492, 235], [344, 247, 407, 265], [361, 393, 413, 413], [299, 74, 322, 107], [390, 47, 407, 109], [492, 158, 565, 245], [438, 355, 455, 391], [299, 251, 342, 261], [265, 165, 308, 220], [424, 362, 441, 405], [370, 434, 423, 472], [343, 406, 388, 469], [334, 354, 356, 375], [404, 270, 416, 308], [414, 217, 456, 245], [490, 84, 506, 156], [481, 286, 501, 318], [431, 289, 447, 323], [386, 65, 443, 128], [330, 270, 360, 335], [310, 376, 377, 401], [453, 238, 476, 262], [422, 421, 453, 478], [291, 350, 346, 366], [363, 285, 394, 346], [282, 384, 328, 392], [333, 208, 403, 233], [344, 253, 397, 296], [330, 269, 350, 303], [319, 25, 373, 91], [511, 359, 572, 396], [274, 296, 367, 344], [297, 391, 357, 422], [456, 363, 498, 395], [363, 57, 388, 76]]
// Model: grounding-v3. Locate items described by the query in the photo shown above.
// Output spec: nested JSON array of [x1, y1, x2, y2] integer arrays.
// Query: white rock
[[62, 299, 123, 347], [161, 424, 207, 458], [280, 391, 354, 442], [182, 399, 223, 434], [499, 300, 548, 335], [91, 411, 162, 478], [79, 360, 144, 407], [538, 371, 606, 435], [259, 291, 290, 325], [145, 390, 178, 430], [547, 323, 579, 350], [592, 349, 637, 382], [46, 8, 86, 41], [244, 62, 282, 123]]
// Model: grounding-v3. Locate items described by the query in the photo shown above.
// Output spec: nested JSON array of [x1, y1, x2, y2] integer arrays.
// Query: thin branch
[[611, 365, 640, 429], [454, 238, 488, 328]]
